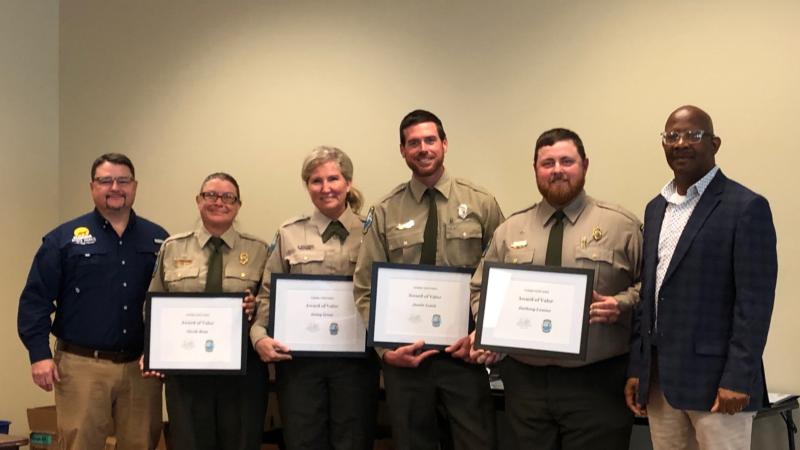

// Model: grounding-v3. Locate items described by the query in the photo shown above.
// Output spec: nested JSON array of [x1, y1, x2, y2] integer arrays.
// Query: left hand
[[242, 289, 256, 321], [445, 335, 472, 362], [589, 291, 620, 324], [710, 387, 750, 415], [466, 330, 502, 365]]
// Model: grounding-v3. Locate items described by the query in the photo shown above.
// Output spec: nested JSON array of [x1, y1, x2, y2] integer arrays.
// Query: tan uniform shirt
[[353, 170, 505, 355], [470, 191, 642, 367], [250, 207, 364, 345], [149, 225, 268, 295]]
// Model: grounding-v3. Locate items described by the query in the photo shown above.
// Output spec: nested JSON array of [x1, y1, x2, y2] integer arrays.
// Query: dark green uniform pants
[[499, 355, 633, 450], [165, 347, 268, 450], [276, 355, 380, 450], [382, 354, 497, 450]]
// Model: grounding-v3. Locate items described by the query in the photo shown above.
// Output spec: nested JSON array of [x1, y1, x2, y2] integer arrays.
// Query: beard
[[537, 173, 585, 207], [406, 155, 444, 179], [104, 194, 129, 211]]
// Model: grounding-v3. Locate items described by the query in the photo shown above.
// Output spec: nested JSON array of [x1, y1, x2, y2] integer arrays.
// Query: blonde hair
[[300, 146, 364, 213]]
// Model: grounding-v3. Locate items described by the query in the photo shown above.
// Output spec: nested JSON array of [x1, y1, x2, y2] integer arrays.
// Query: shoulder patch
[[363, 206, 375, 234], [268, 230, 279, 254]]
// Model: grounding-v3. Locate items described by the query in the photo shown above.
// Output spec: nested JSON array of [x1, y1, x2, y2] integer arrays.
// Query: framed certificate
[[268, 274, 367, 357], [144, 292, 247, 374], [474, 262, 593, 360], [369, 262, 473, 350]]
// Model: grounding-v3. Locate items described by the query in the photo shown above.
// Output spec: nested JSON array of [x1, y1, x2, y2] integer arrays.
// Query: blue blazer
[[629, 170, 777, 411]]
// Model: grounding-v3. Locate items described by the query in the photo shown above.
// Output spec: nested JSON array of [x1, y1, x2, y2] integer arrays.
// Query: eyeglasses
[[93, 176, 134, 186], [661, 130, 714, 145], [199, 191, 239, 204]]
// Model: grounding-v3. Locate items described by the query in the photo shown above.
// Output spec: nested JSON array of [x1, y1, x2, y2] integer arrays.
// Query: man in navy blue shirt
[[18, 153, 168, 450]]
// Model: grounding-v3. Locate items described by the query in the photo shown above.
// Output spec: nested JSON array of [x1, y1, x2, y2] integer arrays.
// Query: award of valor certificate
[[269, 274, 367, 357], [369, 262, 473, 349], [475, 263, 593, 360], [144, 292, 247, 374]]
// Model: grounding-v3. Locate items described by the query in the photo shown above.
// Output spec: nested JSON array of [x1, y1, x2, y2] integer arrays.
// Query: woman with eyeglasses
[[250, 146, 380, 450], [146, 172, 269, 450]]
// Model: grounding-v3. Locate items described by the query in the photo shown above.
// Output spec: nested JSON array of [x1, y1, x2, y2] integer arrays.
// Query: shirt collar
[[197, 225, 237, 249], [536, 190, 588, 227], [309, 206, 358, 235], [660, 166, 719, 204], [92, 208, 136, 232], [409, 170, 452, 203]]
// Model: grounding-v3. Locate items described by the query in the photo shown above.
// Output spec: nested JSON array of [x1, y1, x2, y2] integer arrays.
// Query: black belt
[[57, 341, 140, 363]]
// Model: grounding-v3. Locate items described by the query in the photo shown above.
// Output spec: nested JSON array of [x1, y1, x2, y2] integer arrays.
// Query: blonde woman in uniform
[[148, 172, 269, 450], [250, 147, 380, 450]]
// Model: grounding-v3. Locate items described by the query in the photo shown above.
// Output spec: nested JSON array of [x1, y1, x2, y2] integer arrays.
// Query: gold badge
[[240, 252, 249, 265], [592, 227, 603, 241]]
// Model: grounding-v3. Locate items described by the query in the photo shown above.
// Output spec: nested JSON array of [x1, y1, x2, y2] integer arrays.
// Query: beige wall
[[6, 0, 799, 443], [0, 0, 59, 435]]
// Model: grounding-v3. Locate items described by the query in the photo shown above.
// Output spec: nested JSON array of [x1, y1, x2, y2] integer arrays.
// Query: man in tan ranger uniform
[[469, 128, 642, 450], [353, 109, 504, 450]]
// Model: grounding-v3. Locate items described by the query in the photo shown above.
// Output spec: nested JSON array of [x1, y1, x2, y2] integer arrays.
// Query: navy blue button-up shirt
[[18, 209, 168, 363]]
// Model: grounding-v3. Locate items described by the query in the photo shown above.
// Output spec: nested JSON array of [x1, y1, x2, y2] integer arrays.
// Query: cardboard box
[[27, 406, 57, 450], [27, 405, 117, 450]]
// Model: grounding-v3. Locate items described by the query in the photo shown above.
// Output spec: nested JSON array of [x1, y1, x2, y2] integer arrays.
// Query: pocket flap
[[386, 230, 424, 251], [286, 250, 326, 265], [164, 266, 200, 282], [574, 247, 614, 264], [68, 247, 108, 258], [503, 248, 535, 264], [224, 266, 261, 281], [445, 221, 483, 240]]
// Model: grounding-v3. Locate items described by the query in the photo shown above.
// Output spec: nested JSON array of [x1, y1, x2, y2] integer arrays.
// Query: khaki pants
[[648, 376, 755, 450], [54, 350, 162, 450]]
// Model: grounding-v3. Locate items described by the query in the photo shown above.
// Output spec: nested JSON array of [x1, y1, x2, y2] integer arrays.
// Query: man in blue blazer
[[625, 105, 777, 450]]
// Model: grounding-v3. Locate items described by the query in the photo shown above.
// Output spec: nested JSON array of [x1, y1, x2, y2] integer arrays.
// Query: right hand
[[139, 355, 165, 379], [255, 336, 292, 362], [382, 340, 439, 368], [31, 359, 60, 391], [624, 377, 647, 416]]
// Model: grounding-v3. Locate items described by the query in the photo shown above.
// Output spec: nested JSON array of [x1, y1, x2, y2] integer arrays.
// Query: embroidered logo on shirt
[[71, 226, 96, 245]]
